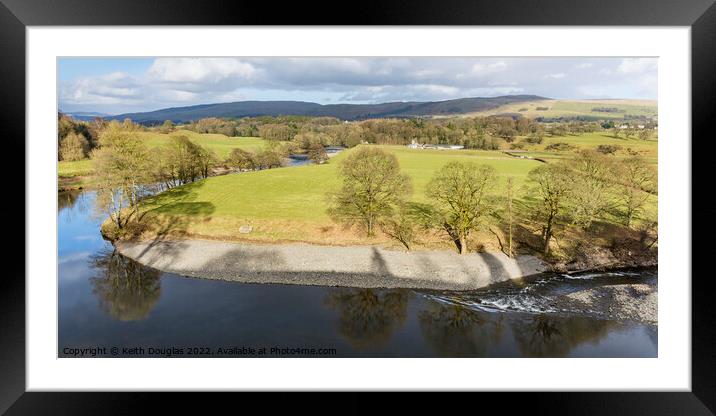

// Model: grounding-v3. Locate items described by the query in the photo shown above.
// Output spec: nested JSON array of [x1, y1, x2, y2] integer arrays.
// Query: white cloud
[[545, 73, 566, 79], [60, 72, 143, 106], [58, 57, 658, 113], [148, 58, 257, 84], [469, 61, 507, 77], [617, 58, 658, 74], [339, 84, 524, 103]]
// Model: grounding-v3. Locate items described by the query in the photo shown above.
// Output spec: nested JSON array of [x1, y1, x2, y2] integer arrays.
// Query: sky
[[58, 57, 658, 115]]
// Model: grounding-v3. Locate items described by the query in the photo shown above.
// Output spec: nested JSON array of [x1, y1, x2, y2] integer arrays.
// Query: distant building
[[406, 139, 464, 150]]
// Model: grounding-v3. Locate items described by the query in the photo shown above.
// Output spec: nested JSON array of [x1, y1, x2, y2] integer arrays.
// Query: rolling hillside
[[107, 95, 549, 123], [460, 99, 658, 121]]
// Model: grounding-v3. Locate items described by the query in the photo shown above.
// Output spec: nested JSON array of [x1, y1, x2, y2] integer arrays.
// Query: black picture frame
[[2, 0, 714, 413]]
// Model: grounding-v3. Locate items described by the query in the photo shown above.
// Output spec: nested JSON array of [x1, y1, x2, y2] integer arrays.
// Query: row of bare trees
[[93, 125, 305, 232], [327, 147, 657, 256], [181, 114, 622, 149], [92, 124, 218, 231]]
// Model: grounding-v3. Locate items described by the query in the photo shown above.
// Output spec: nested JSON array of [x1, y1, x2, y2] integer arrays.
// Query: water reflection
[[58, 189, 82, 211], [418, 304, 504, 357], [323, 288, 409, 349], [89, 249, 162, 321], [58, 189, 90, 219], [510, 314, 615, 357], [58, 188, 658, 357]]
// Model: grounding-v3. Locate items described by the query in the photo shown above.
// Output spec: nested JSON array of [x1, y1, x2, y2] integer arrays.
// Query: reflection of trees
[[58, 190, 81, 211], [418, 304, 503, 357], [58, 190, 90, 217], [510, 314, 614, 357], [89, 249, 162, 321], [324, 289, 409, 349]]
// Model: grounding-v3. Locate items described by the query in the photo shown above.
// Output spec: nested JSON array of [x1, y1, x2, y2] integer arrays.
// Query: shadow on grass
[[132, 181, 216, 260]]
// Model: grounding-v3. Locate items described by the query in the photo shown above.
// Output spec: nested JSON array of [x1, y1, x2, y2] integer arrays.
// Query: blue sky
[[58, 57, 658, 115]]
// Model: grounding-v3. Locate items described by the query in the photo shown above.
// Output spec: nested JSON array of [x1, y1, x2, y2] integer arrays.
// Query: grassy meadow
[[58, 129, 266, 188], [519, 131, 658, 164], [132, 136, 657, 249], [60, 124, 658, 251], [136, 146, 544, 246], [467, 99, 658, 120], [135, 129, 266, 159]]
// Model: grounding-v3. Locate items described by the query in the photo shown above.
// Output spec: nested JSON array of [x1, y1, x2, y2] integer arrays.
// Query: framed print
[[2, 0, 715, 413]]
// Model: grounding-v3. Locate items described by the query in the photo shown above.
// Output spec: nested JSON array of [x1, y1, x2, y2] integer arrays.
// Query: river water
[[58, 189, 657, 358]]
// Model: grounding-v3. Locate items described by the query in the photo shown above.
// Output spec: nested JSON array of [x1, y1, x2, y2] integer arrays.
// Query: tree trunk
[[543, 213, 554, 256], [507, 177, 513, 258], [543, 232, 551, 256], [459, 234, 467, 255]]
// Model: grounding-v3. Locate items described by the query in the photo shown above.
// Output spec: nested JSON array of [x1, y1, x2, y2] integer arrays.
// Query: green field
[[136, 146, 544, 244], [512, 132, 658, 164], [57, 159, 94, 178], [147, 146, 541, 220], [468, 99, 658, 120], [58, 129, 267, 188], [132, 137, 657, 247], [135, 129, 266, 159]]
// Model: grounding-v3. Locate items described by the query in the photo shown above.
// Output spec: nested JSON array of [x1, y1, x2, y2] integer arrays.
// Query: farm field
[[466, 99, 658, 120], [57, 159, 94, 178], [136, 146, 542, 244], [505, 131, 658, 165], [135, 129, 266, 159], [535, 131, 658, 163], [133, 138, 658, 246], [58, 129, 266, 188], [146, 145, 541, 218]]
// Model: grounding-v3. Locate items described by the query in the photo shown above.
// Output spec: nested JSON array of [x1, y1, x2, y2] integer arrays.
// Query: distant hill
[[63, 111, 111, 121], [460, 98, 658, 121], [107, 95, 548, 124]]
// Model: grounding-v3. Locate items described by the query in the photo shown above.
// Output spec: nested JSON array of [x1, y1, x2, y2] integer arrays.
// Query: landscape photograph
[[57, 57, 658, 358]]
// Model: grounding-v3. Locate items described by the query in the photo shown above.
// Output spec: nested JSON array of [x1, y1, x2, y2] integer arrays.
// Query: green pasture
[[58, 130, 268, 185], [471, 99, 658, 120], [142, 145, 544, 224], [136, 129, 266, 159], [57, 159, 94, 178]]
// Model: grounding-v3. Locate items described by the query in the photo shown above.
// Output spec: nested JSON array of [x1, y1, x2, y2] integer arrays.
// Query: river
[[58, 189, 657, 358]]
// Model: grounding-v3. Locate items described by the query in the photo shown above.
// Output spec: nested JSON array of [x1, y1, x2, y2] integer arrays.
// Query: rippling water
[[58, 189, 657, 358]]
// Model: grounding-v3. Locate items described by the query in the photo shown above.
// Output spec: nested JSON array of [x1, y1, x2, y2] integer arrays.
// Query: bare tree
[[59, 132, 90, 161], [426, 162, 497, 254], [526, 164, 572, 256], [507, 177, 514, 258], [615, 156, 657, 227], [92, 122, 152, 229], [327, 147, 412, 237], [307, 143, 329, 164], [565, 150, 616, 228], [226, 148, 257, 171], [380, 204, 417, 250]]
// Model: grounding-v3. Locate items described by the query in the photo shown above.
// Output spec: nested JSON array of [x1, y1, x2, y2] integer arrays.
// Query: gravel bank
[[116, 239, 548, 291], [557, 283, 657, 325]]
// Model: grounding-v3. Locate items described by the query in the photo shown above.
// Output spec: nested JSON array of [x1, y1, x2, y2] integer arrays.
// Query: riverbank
[[115, 239, 549, 291], [556, 281, 658, 326]]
